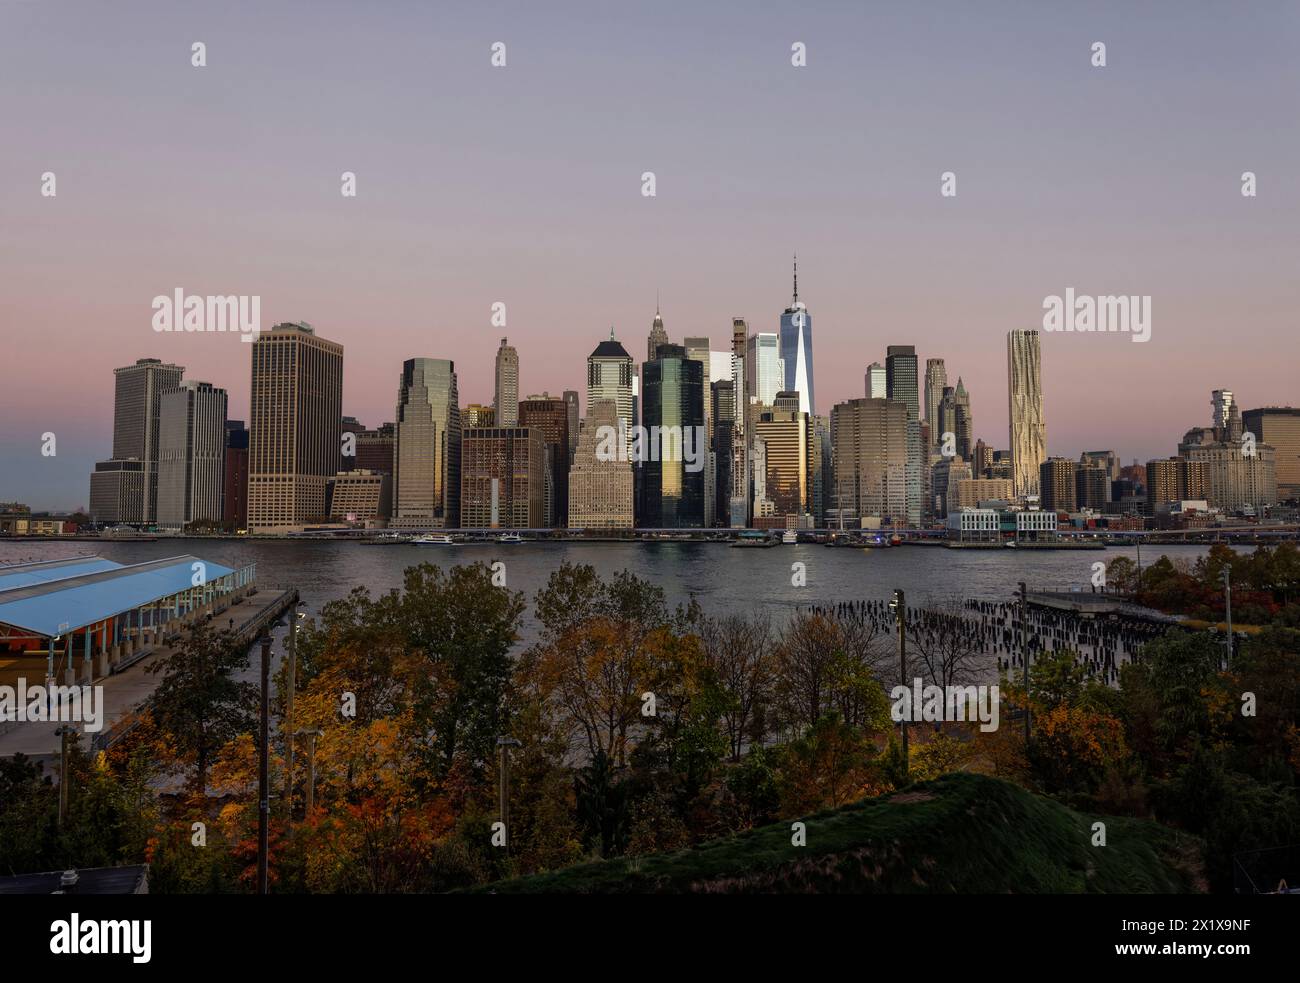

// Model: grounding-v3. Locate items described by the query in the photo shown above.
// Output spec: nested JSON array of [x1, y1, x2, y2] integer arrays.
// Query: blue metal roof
[[0, 555, 238, 636], [0, 556, 124, 593]]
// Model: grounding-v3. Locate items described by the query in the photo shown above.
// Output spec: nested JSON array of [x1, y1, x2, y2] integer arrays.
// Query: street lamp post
[[1019, 581, 1030, 746], [496, 736, 522, 849], [889, 590, 908, 774], [295, 728, 323, 816], [55, 724, 76, 828], [257, 634, 270, 896], [1222, 566, 1233, 670]]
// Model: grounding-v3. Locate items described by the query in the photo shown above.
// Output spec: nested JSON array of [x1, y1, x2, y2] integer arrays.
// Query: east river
[[0, 538, 1220, 645]]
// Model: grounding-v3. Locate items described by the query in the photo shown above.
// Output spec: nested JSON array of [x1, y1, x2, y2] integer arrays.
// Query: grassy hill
[[481, 773, 1205, 894]]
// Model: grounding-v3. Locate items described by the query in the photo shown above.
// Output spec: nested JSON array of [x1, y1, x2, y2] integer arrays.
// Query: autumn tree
[[700, 611, 775, 760], [393, 562, 526, 778], [772, 612, 843, 734], [147, 626, 256, 792], [904, 606, 984, 691], [777, 713, 876, 814]]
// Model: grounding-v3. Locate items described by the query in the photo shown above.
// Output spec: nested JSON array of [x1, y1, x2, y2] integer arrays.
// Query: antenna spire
[[793, 253, 799, 303]]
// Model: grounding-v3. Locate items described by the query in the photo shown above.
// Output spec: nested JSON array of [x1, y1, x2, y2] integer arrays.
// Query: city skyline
[[9, 303, 1299, 514], [4, 1, 1299, 509]]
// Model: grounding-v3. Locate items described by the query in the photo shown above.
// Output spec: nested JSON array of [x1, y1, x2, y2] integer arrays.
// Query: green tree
[[395, 562, 526, 778], [147, 626, 256, 791]]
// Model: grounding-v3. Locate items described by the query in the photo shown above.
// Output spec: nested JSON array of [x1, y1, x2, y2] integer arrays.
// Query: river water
[[0, 539, 1216, 644]]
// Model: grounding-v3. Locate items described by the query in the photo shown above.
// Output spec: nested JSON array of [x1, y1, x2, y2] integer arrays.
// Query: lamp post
[[257, 634, 270, 896], [284, 603, 305, 823], [295, 728, 323, 816], [1222, 566, 1233, 670], [889, 590, 908, 774], [1019, 581, 1030, 747], [55, 724, 76, 828], [496, 736, 522, 849]]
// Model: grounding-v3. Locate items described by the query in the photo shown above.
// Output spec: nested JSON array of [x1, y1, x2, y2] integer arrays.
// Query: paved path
[[0, 591, 295, 762]]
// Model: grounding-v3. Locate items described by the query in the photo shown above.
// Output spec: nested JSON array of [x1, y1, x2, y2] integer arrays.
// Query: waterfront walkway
[[0, 588, 296, 762]]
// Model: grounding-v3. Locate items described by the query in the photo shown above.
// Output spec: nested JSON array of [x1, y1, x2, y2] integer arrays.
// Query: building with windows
[[1007, 329, 1046, 499], [156, 381, 228, 532], [779, 258, 815, 415], [1242, 407, 1300, 500], [829, 397, 909, 528], [393, 357, 459, 527], [518, 394, 570, 526], [567, 399, 634, 529], [460, 427, 545, 529], [88, 358, 185, 525], [641, 344, 706, 527], [326, 470, 392, 523], [1038, 457, 1078, 512], [493, 338, 519, 427], [247, 323, 344, 533], [223, 421, 248, 530]]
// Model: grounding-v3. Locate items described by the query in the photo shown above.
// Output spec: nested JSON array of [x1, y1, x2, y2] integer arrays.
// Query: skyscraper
[[156, 381, 228, 531], [1211, 390, 1234, 431], [494, 338, 519, 427], [588, 329, 634, 454], [829, 398, 909, 528], [924, 358, 948, 445], [460, 427, 545, 528], [563, 389, 580, 464], [1007, 329, 1047, 500], [886, 345, 922, 526], [779, 256, 815, 414], [89, 357, 185, 525], [937, 379, 973, 459], [222, 420, 249, 530], [518, 393, 570, 526], [745, 332, 784, 407], [729, 319, 750, 526], [753, 406, 814, 522], [641, 344, 706, 527], [340, 415, 365, 471], [865, 362, 887, 399], [1242, 407, 1300, 499], [684, 337, 714, 526], [463, 404, 495, 428], [247, 323, 344, 533], [647, 303, 669, 363], [712, 379, 736, 524], [393, 357, 460, 527], [1038, 457, 1078, 512], [356, 422, 395, 473], [568, 399, 634, 529]]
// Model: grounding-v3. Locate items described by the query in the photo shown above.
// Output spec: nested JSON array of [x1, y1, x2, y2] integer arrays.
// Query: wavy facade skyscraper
[[1007, 328, 1047, 499]]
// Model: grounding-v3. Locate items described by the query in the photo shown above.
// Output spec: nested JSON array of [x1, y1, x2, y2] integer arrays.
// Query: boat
[[498, 532, 523, 544], [731, 531, 778, 548], [782, 530, 798, 544], [412, 533, 456, 546]]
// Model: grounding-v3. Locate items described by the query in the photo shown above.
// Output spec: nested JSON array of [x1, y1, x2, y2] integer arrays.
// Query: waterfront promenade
[[0, 588, 296, 763]]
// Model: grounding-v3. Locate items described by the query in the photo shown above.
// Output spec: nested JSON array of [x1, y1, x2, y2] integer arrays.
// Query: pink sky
[[2, 1, 1297, 509]]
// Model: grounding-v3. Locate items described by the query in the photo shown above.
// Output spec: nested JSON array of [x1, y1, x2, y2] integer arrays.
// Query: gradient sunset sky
[[3, 0, 1298, 510]]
